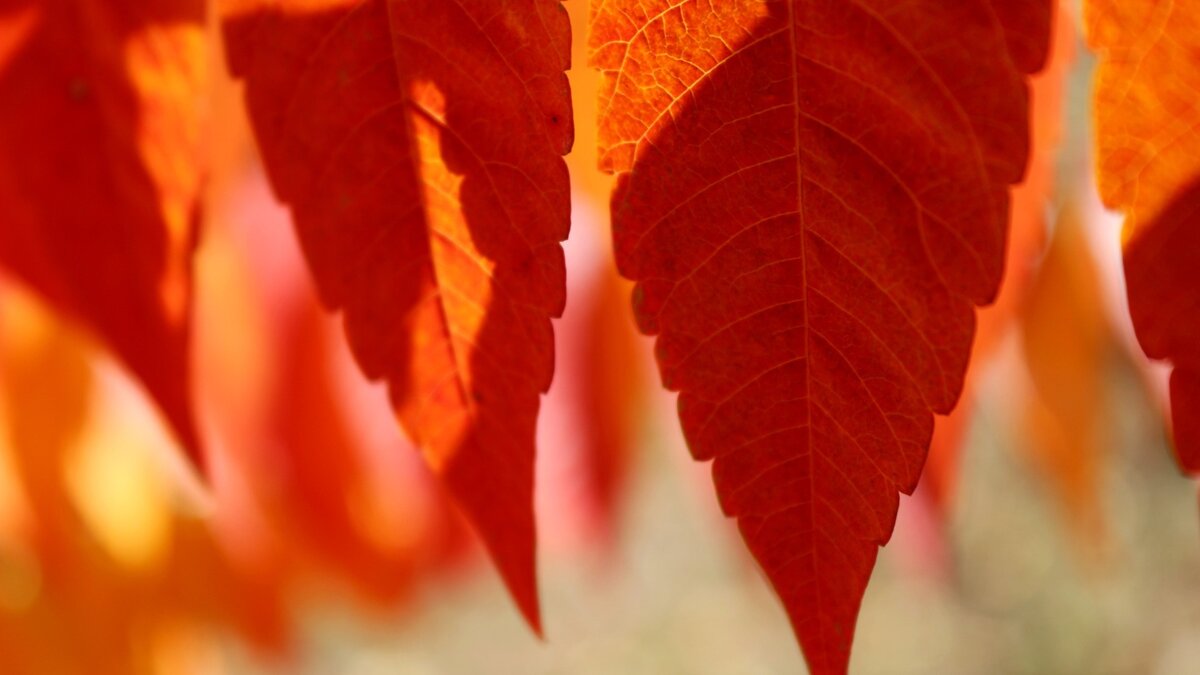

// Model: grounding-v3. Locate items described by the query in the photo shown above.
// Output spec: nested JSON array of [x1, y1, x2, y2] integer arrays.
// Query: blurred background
[[2, 2, 1200, 674]]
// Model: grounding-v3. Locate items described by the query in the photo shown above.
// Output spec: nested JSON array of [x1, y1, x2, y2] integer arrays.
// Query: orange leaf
[[1087, 1, 1200, 473], [0, 0, 206, 472], [221, 0, 573, 630], [590, 2, 1050, 672], [1019, 209, 1113, 549]]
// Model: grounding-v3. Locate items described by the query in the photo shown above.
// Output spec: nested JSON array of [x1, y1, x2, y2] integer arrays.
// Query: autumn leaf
[[0, 285, 94, 577], [1087, 1, 1200, 473], [198, 155, 467, 613], [1019, 207, 1113, 550], [221, 0, 573, 629], [590, 1, 1050, 671], [0, 0, 206, 472]]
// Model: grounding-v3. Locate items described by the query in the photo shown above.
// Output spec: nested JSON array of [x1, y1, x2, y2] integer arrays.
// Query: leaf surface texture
[[221, 0, 573, 627], [589, 1, 1049, 671]]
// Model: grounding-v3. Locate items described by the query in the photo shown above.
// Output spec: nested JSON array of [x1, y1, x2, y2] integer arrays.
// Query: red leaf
[[0, 0, 205, 471], [1123, 184, 1200, 472], [575, 263, 647, 543], [221, 0, 573, 630], [590, 2, 1049, 671], [1087, 0, 1200, 473]]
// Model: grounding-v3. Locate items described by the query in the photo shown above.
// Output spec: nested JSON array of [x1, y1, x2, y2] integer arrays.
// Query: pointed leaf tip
[[222, 0, 573, 630], [589, 0, 1052, 671]]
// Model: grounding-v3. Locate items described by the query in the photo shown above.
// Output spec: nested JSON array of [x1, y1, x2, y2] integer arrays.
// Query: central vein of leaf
[[784, 0, 823, 656]]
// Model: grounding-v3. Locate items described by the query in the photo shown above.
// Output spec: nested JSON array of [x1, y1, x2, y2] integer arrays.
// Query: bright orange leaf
[[590, 2, 1050, 671], [221, 0, 573, 629], [0, 0, 206, 472], [1087, 0, 1200, 473]]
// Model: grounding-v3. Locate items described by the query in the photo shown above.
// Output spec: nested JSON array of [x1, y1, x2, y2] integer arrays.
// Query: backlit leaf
[[221, 0, 573, 629], [590, 1, 1050, 671], [0, 0, 206, 471], [1087, 0, 1200, 473]]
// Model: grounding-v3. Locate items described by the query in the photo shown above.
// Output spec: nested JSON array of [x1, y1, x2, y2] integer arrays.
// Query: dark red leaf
[[590, 2, 1050, 671]]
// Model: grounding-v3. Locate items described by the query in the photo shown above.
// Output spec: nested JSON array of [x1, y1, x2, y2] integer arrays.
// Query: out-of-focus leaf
[[576, 265, 646, 543], [0, 0, 206, 471], [196, 156, 464, 626], [221, 0, 573, 629], [1019, 209, 1113, 549], [0, 283, 290, 674]]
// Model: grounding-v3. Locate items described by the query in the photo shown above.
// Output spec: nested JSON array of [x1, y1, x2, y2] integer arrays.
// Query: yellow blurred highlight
[[1, 275, 175, 573], [65, 412, 173, 573]]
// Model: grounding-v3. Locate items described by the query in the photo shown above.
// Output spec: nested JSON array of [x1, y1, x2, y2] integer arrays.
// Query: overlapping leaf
[[590, 1, 1050, 671], [221, 0, 573, 627], [0, 0, 206, 470], [1087, 0, 1200, 472]]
